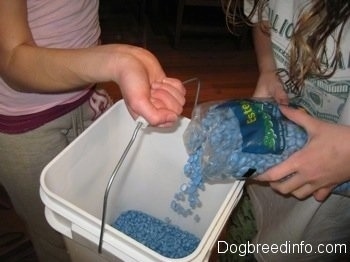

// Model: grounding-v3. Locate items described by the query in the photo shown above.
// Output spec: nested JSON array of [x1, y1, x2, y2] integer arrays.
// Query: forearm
[[2, 44, 125, 93], [251, 22, 288, 103], [0, 0, 120, 93], [252, 22, 277, 73]]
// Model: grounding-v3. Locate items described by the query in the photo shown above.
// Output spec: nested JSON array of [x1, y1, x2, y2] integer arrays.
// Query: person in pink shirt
[[0, 1, 185, 261]]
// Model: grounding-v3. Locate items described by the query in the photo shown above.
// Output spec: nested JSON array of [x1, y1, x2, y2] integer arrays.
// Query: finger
[[255, 155, 299, 182], [269, 172, 304, 194], [150, 97, 182, 119], [313, 187, 333, 202], [290, 183, 315, 200], [150, 88, 184, 115], [151, 82, 186, 108], [162, 78, 186, 95], [128, 98, 178, 127], [149, 97, 166, 110], [144, 108, 178, 127], [279, 105, 316, 134], [152, 79, 186, 102]]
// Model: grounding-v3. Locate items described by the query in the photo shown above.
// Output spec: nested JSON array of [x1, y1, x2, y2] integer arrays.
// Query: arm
[[0, 0, 123, 92], [0, 0, 185, 126], [251, 22, 288, 104], [252, 22, 276, 74]]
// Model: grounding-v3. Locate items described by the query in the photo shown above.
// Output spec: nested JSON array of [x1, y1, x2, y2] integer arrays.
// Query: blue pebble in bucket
[[113, 210, 200, 258]]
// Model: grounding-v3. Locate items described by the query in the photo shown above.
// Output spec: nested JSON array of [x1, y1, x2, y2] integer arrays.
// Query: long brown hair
[[222, 0, 350, 91]]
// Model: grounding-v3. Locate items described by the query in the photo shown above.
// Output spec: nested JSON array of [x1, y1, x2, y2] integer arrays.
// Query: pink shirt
[[0, 0, 100, 116]]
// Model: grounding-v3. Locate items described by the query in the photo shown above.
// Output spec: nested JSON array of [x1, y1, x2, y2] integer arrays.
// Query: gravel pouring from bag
[[171, 99, 349, 219], [183, 99, 308, 181]]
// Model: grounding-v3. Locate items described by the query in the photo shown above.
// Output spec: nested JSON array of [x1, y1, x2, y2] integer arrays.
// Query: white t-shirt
[[245, 1, 350, 261], [247, 0, 350, 123]]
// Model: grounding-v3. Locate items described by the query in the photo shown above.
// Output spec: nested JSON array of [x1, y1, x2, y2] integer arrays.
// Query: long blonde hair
[[222, 0, 350, 92]]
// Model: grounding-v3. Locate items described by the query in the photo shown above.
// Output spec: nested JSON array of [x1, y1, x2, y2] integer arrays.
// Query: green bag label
[[216, 100, 286, 154]]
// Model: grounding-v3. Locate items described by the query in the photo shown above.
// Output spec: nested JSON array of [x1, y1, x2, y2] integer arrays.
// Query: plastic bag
[[183, 99, 307, 182], [174, 99, 349, 216]]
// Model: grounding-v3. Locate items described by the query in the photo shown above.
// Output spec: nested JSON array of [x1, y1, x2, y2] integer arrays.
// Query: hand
[[253, 71, 289, 105], [148, 77, 186, 127], [255, 105, 350, 201], [112, 45, 186, 127]]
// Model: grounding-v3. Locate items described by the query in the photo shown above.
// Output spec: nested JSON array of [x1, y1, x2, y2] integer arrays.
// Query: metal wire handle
[[182, 77, 201, 111], [98, 120, 144, 253], [98, 78, 201, 254]]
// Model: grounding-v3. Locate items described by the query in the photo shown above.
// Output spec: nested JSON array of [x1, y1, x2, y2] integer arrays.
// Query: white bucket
[[40, 100, 244, 262]]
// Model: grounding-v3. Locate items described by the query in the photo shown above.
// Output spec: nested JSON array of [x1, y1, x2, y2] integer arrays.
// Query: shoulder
[[27, 0, 100, 48]]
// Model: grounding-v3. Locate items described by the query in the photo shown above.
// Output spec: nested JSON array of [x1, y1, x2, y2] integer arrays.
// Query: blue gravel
[[171, 100, 309, 218], [113, 100, 350, 258], [113, 210, 200, 258], [172, 99, 349, 209], [183, 100, 308, 181], [171, 100, 350, 218]]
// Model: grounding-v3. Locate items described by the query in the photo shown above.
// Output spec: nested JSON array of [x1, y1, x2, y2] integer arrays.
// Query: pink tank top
[[0, 0, 100, 117]]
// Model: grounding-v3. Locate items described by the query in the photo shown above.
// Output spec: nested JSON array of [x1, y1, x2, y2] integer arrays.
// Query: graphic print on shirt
[[267, 1, 350, 123]]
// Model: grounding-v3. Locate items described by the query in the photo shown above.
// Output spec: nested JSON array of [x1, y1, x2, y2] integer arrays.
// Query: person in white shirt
[[222, 0, 350, 261]]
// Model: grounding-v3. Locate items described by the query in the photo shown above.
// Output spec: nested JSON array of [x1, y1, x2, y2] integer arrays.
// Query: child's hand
[[256, 105, 350, 201], [112, 45, 186, 127]]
